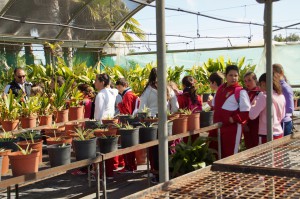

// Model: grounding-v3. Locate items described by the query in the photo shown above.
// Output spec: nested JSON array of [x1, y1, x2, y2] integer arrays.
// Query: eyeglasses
[[17, 75, 26, 79]]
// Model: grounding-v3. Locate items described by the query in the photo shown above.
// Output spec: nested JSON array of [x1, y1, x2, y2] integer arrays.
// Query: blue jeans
[[281, 121, 293, 136]]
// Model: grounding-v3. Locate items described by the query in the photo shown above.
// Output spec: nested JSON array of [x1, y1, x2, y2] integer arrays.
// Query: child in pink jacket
[[249, 73, 286, 144]]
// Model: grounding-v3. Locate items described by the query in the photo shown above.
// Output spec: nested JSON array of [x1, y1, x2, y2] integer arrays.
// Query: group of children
[[73, 63, 292, 182]]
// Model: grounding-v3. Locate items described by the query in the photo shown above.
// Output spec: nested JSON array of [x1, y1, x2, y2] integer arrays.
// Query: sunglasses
[[17, 75, 26, 79]]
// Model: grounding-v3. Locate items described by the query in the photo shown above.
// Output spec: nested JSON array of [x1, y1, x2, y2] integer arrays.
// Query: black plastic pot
[[200, 111, 214, 128], [139, 127, 158, 143], [202, 93, 211, 102], [0, 140, 19, 152], [168, 121, 173, 136], [98, 137, 119, 153], [73, 138, 97, 161], [85, 121, 101, 130], [47, 144, 71, 167], [119, 128, 139, 148]]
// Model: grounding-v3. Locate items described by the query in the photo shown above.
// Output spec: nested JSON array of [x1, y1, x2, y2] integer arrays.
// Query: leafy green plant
[[167, 65, 185, 86], [21, 96, 41, 117], [72, 127, 95, 141], [17, 130, 41, 143], [122, 122, 134, 130], [15, 143, 33, 155], [169, 137, 216, 177], [0, 90, 21, 121], [139, 122, 156, 128], [38, 94, 53, 116], [139, 105, 150, 114], [69, 87, 84, 107], [51, 78, 74, 111], [0, 129, 15, 141]]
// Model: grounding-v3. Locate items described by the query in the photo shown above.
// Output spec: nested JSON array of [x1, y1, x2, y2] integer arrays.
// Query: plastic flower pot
[[0, 139, 19, 152], [102, 118, 118, 125], [98, 136, 119, 153], [168, 114, 180, 121], [47, 144, 71, 167], [200, 111, 214, 128], [9, 150, 39, 177], [17, 140, 43, 163], [94, 129, 116, 137], [65, 122, 82, 135], [21, 116, 37, 129], [84, 121, 100, 130], [119, 128, 139, 148], [1, 120, 19, 132], [46, 136, 72, 146], [118, 115, 132, 124], [143, 118, 159, 123], [0, 149, 11, 175], [69, 106, 84, 121], [55, 109, 69, 123], [44, 127, 65, 137], [172, 117, 188, 135], [135, 149, 147, 165], [39, 115, 53, 126], [73, 138, 97, 161], [187, 113, 200, 131], [139, 127, 158, 143]]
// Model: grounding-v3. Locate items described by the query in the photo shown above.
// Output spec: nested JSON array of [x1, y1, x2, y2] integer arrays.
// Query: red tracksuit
[[244, 87, 260, 149], [209, 83, 250, 158], [118, 89, 138, 171]]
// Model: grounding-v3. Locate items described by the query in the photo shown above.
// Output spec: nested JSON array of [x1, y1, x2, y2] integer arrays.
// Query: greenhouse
[[0, 0, 299, 198]]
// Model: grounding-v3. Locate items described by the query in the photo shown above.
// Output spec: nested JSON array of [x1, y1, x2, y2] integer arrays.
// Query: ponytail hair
[[141, 68, 157, 95], [182, 76, 197, 104]]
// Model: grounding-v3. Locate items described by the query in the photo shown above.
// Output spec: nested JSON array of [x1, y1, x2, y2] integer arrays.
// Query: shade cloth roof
[[0, 0, 152, 48]]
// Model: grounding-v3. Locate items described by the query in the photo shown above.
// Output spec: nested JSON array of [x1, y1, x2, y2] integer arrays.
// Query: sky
[[129, 0, 300, 52]]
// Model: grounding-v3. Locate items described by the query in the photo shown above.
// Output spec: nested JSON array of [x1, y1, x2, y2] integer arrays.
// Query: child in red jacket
[[116, 78, 139, 173]]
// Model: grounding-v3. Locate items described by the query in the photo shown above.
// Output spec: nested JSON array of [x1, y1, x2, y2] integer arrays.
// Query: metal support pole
[[156, 0, 169, 183], [96, 163, 100, 199], [217, 128, 222, 160], [147, 148, 150, 187], [265, 0, 274, 142], [7, 186, 11, 199], [102, 157, 107, 199], [15, 184, 19, 199]]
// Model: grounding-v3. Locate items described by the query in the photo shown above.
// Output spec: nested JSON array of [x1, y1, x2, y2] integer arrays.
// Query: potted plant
[[102, 115, 118, 125], [38, 94, 53, 126], [169, 137, 216, 177], [172, 114, 188, 135], [0, 90, 21, 131], [98, 134, 119, 154], [17, 131, 43, 163], [118, 123, 139, 148], [94, 124, 117, 137], [117, 114, 132, 124], [139, 122, 158, 143], [8, 144, 40, 176], [136, 105, 151, 121], [20, 96, 41, 129], [46, 129, 72, 145], [47, 143, 71, 167], [17, 130, 42, 141], [200, 103, 214, 128], [0, 130, 19, 151], [180, 108, 200, 132], [51, 79, 73, 123], [68, 87, 84, 121], [65, 121, 82, 135], [0, 148, 11, 175], [43, 122, 65, 137], [72, 128, 97, 161], [143, 116, 159, 124]]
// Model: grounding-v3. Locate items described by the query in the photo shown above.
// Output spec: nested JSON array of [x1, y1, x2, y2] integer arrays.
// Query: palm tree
[[122, 17, 146, 42]]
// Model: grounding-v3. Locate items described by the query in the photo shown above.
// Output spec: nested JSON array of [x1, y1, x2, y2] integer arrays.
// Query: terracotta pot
[[143, 118, 159, 123], [187, 113, 200, 131], [44, 127, 65, 137], [294, 99, 298, 109], [2, 120, 19, 131], [102, 118, 118, 125], [69, 106, 84, 121], [94, 129, 117, 137], [172, 117, 188, 135], [9, 150, 39, 177], [168, 114, 180, 121], [0, 149, 11, 175], [17, 140, 43, 163], [46, 136, 72, 145], [21, 116, 37, 129], [39, 115, 53, 127], [65, 122, 82, 135], [135, 149, 147, 165], [108, 125, 119, 135], [55, 109, 69, 123]]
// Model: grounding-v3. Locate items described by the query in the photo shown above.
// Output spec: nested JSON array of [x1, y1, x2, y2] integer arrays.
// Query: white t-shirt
[[94, 88, 116, 122]]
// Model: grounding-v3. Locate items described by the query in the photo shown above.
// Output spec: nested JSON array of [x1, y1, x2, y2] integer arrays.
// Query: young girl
[[249, 73, 286, 144], [177, 76, 202, 112], [209, 65, 251, 158], [77, 84, 95, 119], [273, 64, 294, 136], [243, 72, 261, 149]]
